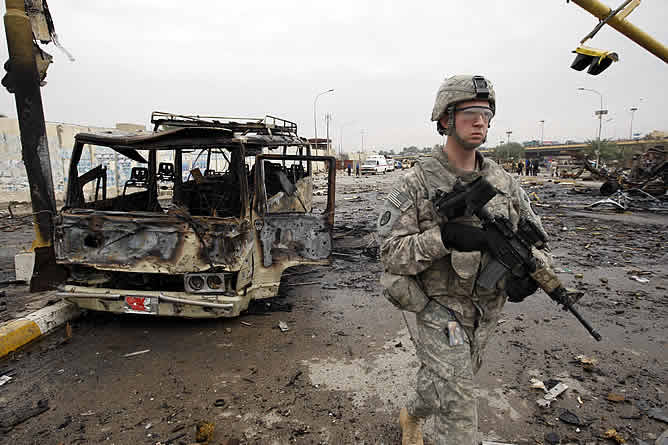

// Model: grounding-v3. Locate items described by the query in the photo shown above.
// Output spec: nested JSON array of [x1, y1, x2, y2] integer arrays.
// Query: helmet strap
[[446, 104, 455, 136]]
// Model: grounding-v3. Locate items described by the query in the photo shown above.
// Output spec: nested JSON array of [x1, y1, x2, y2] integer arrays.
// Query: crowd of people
[[501, 158, 560, 177]]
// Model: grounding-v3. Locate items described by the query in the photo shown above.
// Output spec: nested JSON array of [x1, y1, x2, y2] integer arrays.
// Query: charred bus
[[54, 112, 335, 318]]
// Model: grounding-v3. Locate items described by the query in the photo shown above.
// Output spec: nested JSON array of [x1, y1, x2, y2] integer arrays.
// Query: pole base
[[29, 246, 67, 292]]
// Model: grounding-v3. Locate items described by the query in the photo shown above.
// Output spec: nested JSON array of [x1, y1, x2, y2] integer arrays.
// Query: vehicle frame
[[54, 112, 336, 318]]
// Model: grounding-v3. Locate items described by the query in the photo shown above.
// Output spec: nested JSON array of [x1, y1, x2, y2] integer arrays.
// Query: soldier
[[378, 75, 551, 444]]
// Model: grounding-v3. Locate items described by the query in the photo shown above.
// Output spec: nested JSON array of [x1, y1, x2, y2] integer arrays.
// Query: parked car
[[54, 112, 336, 318], [385, 159, 395, 172], [394, 160, 403, 169], [360, 156, 388, 175]]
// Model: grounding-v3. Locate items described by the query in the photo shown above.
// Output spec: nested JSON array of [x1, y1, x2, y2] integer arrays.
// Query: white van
[[360, 156, 388, 175]]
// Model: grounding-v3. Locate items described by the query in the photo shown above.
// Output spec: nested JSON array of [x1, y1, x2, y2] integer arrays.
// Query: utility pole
[[539, 120, 545, 145], [506, 130, 512, 144], [3, 0, 65, 290], [313, 88, 334, 154]]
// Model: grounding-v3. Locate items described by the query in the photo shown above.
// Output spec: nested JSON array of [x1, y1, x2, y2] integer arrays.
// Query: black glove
[[506, 275, 539, 302], [440, 223, 488, 252]]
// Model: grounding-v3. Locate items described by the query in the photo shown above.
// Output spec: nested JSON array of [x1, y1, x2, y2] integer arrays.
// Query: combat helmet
[[431, 75, 495, 136]]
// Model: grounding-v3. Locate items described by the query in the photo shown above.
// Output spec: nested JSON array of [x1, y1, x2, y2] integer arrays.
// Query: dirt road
[[1, 171, 666, 444]]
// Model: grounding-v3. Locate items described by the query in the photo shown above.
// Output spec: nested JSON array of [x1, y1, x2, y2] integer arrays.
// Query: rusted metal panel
[[54, 210, 252, 274], [259, 214, 332, 268]]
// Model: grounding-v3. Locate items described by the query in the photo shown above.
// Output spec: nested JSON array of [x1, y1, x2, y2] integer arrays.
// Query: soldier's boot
[[399, 407, 424, 445]]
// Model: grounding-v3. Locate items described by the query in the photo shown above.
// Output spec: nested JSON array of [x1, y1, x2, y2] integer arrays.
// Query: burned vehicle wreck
[[584, 147, 667, 196], [55, 113, 336, 318]]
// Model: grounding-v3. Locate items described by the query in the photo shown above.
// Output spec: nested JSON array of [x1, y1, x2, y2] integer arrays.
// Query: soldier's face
[[440, 100, 492, 150]]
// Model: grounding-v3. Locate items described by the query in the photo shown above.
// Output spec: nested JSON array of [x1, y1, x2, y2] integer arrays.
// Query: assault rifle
[[433, 176, 602, 341]]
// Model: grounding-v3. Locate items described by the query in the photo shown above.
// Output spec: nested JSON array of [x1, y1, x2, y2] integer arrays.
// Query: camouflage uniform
[[378, 146, 551, 444]]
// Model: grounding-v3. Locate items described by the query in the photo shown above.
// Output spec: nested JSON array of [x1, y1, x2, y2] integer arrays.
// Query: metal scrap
[[648, 407, 668, 424], [123, 349, 150, 358], [537, 382, 569, 408], [604, 428, 627, 444]]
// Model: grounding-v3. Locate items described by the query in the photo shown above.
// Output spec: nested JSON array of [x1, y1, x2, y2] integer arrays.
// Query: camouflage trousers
[[405, 301, 480, 445]]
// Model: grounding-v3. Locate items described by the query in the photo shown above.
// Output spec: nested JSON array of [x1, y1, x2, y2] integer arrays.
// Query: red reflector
[[126, 296, 147, 312]]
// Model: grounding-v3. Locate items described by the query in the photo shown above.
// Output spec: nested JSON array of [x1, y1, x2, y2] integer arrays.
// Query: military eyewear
[[454, 106, 494, 124]]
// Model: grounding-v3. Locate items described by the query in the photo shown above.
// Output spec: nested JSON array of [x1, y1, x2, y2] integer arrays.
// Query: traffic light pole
[[570, 0, 668, 63], [4, 0, 66, 290]]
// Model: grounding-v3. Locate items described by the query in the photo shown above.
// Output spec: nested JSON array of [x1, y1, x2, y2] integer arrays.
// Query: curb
[[0, 300, 80, 358]]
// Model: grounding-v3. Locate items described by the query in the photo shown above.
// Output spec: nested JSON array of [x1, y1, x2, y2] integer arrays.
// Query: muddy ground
[[0, 170, 666, 445]]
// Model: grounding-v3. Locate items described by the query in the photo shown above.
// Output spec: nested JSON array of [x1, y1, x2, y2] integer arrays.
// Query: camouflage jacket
[[378, 146, 552, 327]]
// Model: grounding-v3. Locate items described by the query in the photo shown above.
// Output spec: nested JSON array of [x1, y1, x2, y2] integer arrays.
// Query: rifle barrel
[[566, 303, 602, 341]]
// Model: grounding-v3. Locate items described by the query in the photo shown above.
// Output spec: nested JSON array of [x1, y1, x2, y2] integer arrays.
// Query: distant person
[[517, 161, 523, 176], [355, 162, 360, 176], [525, 159, 530, 176], [347, 163, 352, 176]]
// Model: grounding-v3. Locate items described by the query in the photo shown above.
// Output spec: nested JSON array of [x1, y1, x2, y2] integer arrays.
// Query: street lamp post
[[577, 87, 605, 167], [629, 107, 638, 140], [325, 113, 332, 155], [539, 120, 545, 145], [313, 88, 334, 152], [506, 130, 512, 144]]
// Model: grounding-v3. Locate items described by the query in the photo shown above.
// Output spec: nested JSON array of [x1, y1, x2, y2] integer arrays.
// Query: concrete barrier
[[0, 300, 79, 358]]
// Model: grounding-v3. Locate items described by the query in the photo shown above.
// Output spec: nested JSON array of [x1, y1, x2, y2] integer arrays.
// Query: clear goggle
[[454, 106, 494, 123]]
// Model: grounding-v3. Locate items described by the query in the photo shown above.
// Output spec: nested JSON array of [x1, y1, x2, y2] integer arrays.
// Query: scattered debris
[[607, 393, 626, 402], [195, 421, 215, 443], [529, 377, 547, 391], [575, 354, 598, 371], [604, 428, 627, 444], [648, 408, 668, 424], [629, 275, 650, 284], [123, 349, 150, 358], [481, 442, 518, 445], [57, 415, 72, 430], [559, 409, 584, 426], [0, 375, 12, 386], [537, 382, 568, 408], [240, 321, 253, 327], [164, 431, 187, 444], [80, 410, 95, 416], [214, 399, 226, 407], [278, 321, 289, 332], [0, 398, 49, 433], [286, 370, 303, 387], [656, 430, 668, 445], [544, 431, 560, 445]]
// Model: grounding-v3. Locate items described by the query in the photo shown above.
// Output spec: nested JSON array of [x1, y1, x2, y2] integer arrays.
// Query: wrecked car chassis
[[54, 116, 336, 318]]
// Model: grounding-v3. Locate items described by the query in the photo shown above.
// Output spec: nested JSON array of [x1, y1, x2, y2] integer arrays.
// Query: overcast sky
[[1, 0, 667, 152]]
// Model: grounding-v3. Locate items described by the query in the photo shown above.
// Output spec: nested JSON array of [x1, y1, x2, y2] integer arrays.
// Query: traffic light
[[570, 46, 619, 75]]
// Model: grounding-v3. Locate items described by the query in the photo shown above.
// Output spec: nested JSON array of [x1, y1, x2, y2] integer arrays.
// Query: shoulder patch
[[379, 210, 392, 226], [387, 189, 413, 211]]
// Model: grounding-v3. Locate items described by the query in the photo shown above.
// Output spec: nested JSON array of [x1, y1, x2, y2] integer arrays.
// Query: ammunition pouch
[[380, 271, 430, 313]]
